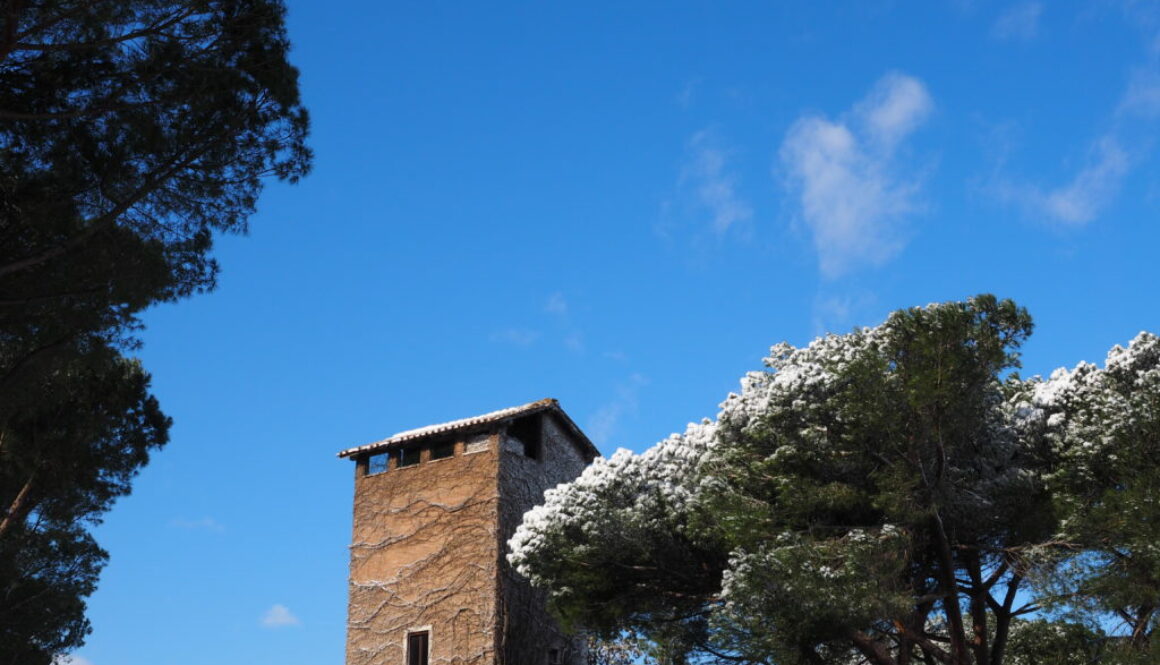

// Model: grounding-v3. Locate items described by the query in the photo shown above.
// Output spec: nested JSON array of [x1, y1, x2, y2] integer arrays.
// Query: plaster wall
[[346, 435, 501, 665]]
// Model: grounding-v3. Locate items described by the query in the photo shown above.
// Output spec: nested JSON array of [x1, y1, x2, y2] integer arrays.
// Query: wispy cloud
[[54, 656, 94, 665], [170, 516, 224, 532], [543, 292, 586, 353], [1117, 68, 1160, 118], [948, 0, 979, 14], [681, 130, 753, 235], [544, 292, 568, 316], [1111, 1, 1160, 35], [991, 2, 1043, 42], [779, 72, 933, 278], [586, 373, 649, 447], [990, 62, 1159, 226], [261, 604, 301, 629], [489, 328, 540, 346], [811, 289, 879, 337], [812, 294, 855, 336], [676, 77, 702, 108], [995, 137, 1130, 226], [563, 331, 585, 353]]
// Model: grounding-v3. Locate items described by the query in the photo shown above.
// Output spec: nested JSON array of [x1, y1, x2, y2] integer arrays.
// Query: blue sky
[[67, 2, 1160, 664]]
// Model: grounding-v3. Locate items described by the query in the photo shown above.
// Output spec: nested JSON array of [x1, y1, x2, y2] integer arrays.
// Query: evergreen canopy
[[0, 1, 310, 661], [511, 296, 1160, 665]]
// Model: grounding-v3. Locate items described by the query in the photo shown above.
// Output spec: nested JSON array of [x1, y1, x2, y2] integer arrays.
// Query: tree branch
[[989, 571, 1021, 665], [11, 5, 199, 55], [0, 132, 220, 279], [0, 468, 37, 540], [850, 629, 899, 665], [0, 0, 25, 64]]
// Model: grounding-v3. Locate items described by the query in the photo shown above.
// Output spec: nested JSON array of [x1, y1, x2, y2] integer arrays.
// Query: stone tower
[[338, 398, 598, 665]]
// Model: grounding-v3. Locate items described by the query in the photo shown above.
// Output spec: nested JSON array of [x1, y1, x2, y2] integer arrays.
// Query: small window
[[407, 631, 429, 665], [366, 452, 389, 475], [397, 446, 421, 468], [430, 440, 455, 460], [508, 414, 542, 459], [464, 434, 490, 454], [548, 648, 560, 665]]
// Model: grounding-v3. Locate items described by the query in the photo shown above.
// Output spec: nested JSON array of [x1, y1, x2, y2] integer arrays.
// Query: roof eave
[[336, 398, 565, 459]]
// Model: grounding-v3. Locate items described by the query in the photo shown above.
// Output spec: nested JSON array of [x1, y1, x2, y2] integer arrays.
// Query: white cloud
[[812, 294, 854, 336], [1117, 68, 1160, 118], [489, 328, 540, 346], [54, 656, 93, 665], [563, 331, 584, 353], [949, 0, 978, 14], [996, 137, 1130, 226], [988, 10, 1160, 226], [992, 62, 1160, 227], [261, 604, 301, 628], [991, 2, 1043, 42], [676, 77, 702, 108], [542, 292, 585, 352], [544, 292, 568, 316], [586, 373, 649, 447], [681, 130, 753, 234], [779, 72, 932, 278], [170, 516, 224, 532], [856, 73, 935, 151], [1040, 138, 1130, 224], [811, 289, 879, 337]]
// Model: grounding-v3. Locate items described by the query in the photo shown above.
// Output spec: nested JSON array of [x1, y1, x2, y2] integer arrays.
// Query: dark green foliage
[[1002, 619, 1107, 665], [0, 0, 311, 379], [0, 525, 106, 665], [703, 297, 1047, 664], [0, 341, 169, 663], [0, 0, 310, 659]]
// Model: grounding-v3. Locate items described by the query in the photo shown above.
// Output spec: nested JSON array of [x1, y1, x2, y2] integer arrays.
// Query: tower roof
[[336, 398, 599, 459]]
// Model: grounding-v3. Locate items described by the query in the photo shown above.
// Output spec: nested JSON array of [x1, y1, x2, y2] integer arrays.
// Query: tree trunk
[[0, 471, 36, 539], [931, 512, 971, 665], [965, 552, 989, 665]]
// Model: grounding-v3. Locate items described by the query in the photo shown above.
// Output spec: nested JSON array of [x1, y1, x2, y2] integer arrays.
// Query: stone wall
[[346, 434, 501, 665], [497, 413, 592, 665]]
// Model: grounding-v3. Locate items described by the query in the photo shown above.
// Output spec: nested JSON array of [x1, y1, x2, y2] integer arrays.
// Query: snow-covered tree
[[510, 296, 1159, 664], [1014, 332, 1160, 657]]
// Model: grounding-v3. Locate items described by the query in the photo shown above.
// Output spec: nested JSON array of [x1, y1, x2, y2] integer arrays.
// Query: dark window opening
[[397, 446, 422, 468], [430, 439, 455, 460], [548, 648, 560, 665], [366, 452, 389, 475], [509, 414, 542, 459], [407, 631, 429, 665]]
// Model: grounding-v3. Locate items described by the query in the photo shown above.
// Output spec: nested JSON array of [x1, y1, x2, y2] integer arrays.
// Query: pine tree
[[0, 1, 310, 659], [510, 296, 1160, 665]]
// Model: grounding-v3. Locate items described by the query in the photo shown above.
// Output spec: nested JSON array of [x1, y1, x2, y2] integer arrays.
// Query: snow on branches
[[509, 299, 1160, 664]]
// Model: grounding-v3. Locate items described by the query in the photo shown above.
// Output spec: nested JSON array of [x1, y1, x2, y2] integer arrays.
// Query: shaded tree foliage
[[0, 0, 310, 660], [511, 296, 1160, 665], [0, 0, 310, 379], [0, 342, 168, 665]]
